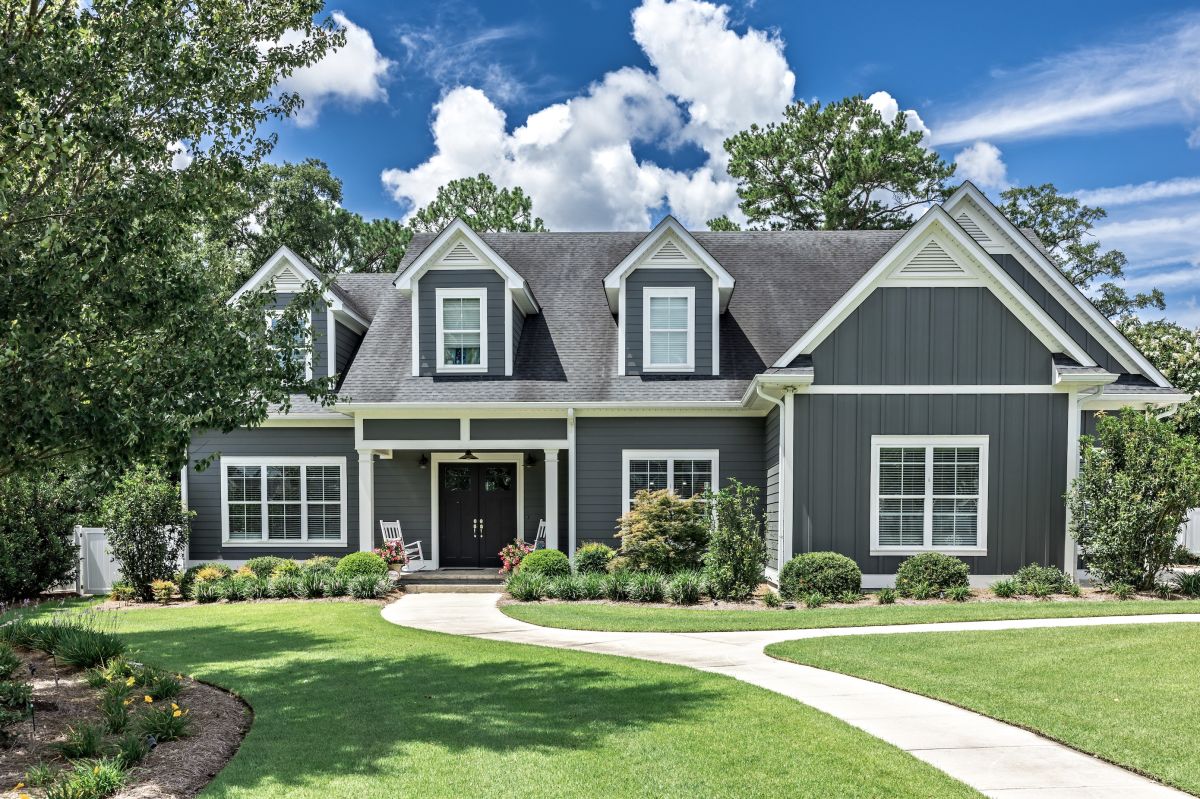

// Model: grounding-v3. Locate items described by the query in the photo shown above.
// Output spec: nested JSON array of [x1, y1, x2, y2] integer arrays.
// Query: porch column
[[357, 449, 374, 552], [1064, 392, 1080, 580], [544, 449, 560, 551]]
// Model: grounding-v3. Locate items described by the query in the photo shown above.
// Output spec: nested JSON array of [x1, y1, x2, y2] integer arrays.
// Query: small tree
[[100, 467, 192, 601], [703, 480, 767, 600], [1066, 408, 1200, 589], [615, 489, 709, 573], [0, 469, 80, 600]]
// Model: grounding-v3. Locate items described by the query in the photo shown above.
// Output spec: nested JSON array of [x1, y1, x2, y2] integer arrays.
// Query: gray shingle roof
[[338, 230, 902, 404], [331, 274, 392, 321]]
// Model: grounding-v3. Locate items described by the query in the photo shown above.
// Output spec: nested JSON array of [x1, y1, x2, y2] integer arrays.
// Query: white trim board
[[219, 456, 348, 548], [429, 452, 525, 571], [602, 217, 734, 313], [229, 245, 368, 329]]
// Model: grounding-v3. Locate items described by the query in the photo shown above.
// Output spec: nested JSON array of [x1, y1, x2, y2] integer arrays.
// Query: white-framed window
[[435, 288, 487, 373], [870, 436, 988, 556], [621, 449, 718, 512], [266, 309, 312, 380], [642, 287, 695, 371], [221, 457, 347, 546]]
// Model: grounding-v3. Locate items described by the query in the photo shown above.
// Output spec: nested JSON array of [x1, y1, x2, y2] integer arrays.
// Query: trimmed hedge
[[779, 552, 862, 600], [517, 549, 570, 577], [574, 543, 615, 574], [335, 552, 390, 581], [895, 553, 969, 597]]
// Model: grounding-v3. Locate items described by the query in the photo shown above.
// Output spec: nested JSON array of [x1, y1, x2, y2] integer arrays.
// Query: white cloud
[[954, 141, 1008, 189], [168, 141, 192, 171], [866, 91, 930, 140], [381, 0, 794, 229], [275, 12, 392, 127], [930, 12, 1200, 146], [1073, 176, 1200, 208], [397, 16, 531, 105]]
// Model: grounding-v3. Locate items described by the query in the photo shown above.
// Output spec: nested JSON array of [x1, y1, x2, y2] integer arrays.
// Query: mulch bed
[[0, 651, 250, 799]]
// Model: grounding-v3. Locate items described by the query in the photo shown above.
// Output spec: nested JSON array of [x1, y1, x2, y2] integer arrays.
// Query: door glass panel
[[484, 466, 513, 492], [444, 466, 472, 492]]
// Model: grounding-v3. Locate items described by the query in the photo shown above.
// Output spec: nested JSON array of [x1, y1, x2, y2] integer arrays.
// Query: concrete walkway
[[383, 594, 1200, 798]]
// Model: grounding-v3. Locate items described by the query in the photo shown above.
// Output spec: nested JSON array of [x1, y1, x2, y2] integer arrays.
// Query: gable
[[603, 216, 734, 313]]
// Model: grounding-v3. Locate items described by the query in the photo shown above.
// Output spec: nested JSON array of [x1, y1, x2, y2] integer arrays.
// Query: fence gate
[[76, 526, 120, 595], [1180, 509, 1200, 556]]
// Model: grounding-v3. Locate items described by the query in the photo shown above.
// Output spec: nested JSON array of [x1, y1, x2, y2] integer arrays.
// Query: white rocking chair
[[379, 520, 426, 572], [531, 519, 547, 550]]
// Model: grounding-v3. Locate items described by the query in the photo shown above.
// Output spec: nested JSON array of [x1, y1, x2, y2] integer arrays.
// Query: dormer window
[[644, 287, 694, 371], [436, 288, 487, 372], [266, 308, 312, 379]]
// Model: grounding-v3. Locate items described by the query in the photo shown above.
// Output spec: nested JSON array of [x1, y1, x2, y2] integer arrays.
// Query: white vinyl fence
[[76, 525, 120, 595], [1179, 509, 1200, 555]]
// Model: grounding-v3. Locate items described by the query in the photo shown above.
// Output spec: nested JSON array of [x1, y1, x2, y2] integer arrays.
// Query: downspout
[[756, 384, 787, 581]]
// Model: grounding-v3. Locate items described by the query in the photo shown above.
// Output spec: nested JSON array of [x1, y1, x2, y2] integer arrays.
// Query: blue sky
[[265, 0, 1200, 323]]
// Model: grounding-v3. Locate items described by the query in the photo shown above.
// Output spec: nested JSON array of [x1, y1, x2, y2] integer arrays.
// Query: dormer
[[393, 219, 539, 377], [603, 217, 734, 376], [229, 246, 369, 380]]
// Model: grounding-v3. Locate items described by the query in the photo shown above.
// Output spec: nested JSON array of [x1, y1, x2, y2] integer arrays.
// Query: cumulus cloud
[[381, 0, 793, 230], [1073, 176, 1200, 208], [276, 11, 393, 127], [168, 141, 192, 171], [866, 91, 930, 140], [954, 141, 1008, 189]]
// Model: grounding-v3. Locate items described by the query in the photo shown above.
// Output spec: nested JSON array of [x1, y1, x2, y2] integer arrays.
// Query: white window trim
[[869, 435, 989, 557], [220, 456, 348, 547], [435, 287, 488, 374], [266, 309, 313, 381], [621, 449, 719, 513], [642, 286, 695, 372]]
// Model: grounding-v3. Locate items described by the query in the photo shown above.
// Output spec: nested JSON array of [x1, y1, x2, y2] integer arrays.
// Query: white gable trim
[[603, 216, 734, 313], [944, 182, 1170, 386], [772, 206, 1096, 368], [228, 245, 368, 329]]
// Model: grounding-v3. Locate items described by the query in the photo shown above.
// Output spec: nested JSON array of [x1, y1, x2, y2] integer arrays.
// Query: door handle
[[472, 518, 478, 538]]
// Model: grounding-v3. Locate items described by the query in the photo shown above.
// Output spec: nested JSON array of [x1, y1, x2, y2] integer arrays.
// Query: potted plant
[[374, 541, 409, 572], [499, 539, 534, 575]]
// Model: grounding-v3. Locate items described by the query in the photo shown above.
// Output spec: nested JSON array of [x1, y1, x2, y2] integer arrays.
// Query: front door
[[438, 462, 518, 567]]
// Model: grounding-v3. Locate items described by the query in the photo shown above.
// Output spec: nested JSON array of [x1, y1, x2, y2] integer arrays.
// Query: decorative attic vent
[[956, 212, 991, 245], [898, 240, 967, 276], [648, 238, 690, 263], [272, 264, 305, 292], [441, 240, 481, 263]]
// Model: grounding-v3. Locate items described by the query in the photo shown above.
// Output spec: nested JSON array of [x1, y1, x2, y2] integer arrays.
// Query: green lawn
[[768, 623, 1200, 795], [39, 602, 980, 798], [500, 598, 1200, 632]]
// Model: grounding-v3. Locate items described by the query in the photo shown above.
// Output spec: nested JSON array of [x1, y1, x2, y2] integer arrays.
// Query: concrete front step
[[403, 582, 505, 594]]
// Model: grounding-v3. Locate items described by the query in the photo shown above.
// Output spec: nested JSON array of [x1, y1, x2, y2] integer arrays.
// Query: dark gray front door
[[438, 463, 517, 567]]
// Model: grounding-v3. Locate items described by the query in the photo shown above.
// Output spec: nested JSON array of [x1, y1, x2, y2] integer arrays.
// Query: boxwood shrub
[[1013, 563, 1072, 594], [779, 552, 861, 600], [574, 543, 615, 574], [244, 556, 288, 579], [517, 549, 570, 577], [895, 553, 969, 597], [335, 552, 389, 581]]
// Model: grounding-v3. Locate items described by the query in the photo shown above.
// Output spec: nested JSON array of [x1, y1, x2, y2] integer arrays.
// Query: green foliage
[[895, 553, 970, 597], [944, 585, 973, 602], [990, 579, 1018, 598], [137, 704, 193, 742], [107, 582, 136, 602], [272, 559, 302, 578], [720, 95, 954, 231], [876, 589, 897, 605], [244, 556, 289, 579], [302, 556, 337, 575], [1067, 409, 1200, 589], [222, 575, 251, 602], [779, 552, 862, 600], [1118, 319, 1200, 438], [194, 580, 224, 604], [518, 549, 571, 578], [150, 580, 176, 605], [0, 469, 81, 600], [603, 571, 632, 602], [349, 576, 388, 599], [616, 489, 709, 574], [907, 582, 937, 600], [761, 590, 782, 608], [56, 722, 107, 759], [100, 467, 190, 601], [322, 574, 348, 598], [1107, 582, 1136, 600], [1154, 582, 1177, 600], [24, 762, 56, 788], [0, 0, 343, 478], [628, 572, 666, 604], [178, 562, 232, 599], [505, 571, 549, 602], [1014, 564, 1072, 595], [1065, 581, 1083, 598], [803, 592, 827, 609], [1001, 184, 1162, 319], [1174, 571, 1200, 597], [702, 479, 767, 600], [139, 666, 183, 701], [335, 552, 389, 582], [578, 572, 606, 600], [665, 571, 704, 605], [574, 543, 616, 574], [46, 758, 127, 799], [114, 732, 149, 769], [99, 690, 130, 734], [837, 590, 863, 605], [0, 643, 19, 681], [547, 574, 584, 601], [299, 570, 325, 599], [410, 174, 547, 235]]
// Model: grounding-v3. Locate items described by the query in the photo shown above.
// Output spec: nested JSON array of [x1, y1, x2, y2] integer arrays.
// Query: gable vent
[[272, 264, 305, 292], [441, 241, 481, 263], [955, 212, 991, 245], [648, 238, 690, 263], [898, 240, 967, 276]]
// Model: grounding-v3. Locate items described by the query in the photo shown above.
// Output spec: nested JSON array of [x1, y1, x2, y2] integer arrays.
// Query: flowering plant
[[374, 541, 409, 566], [499, 539, 534, 575]]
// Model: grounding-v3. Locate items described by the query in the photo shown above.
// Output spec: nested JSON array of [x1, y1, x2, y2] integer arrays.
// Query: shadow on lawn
[[116, 607, 723, 795]]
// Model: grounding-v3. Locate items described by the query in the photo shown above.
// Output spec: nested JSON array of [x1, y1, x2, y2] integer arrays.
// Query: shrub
[[139, 666, 182, 701], [1155, 581, 1176, 600], [628, 571, 666, 603], [108, 582, 137, 602], [1107, 581, 1135, 600], [665, 570, 703, 605], [24, 762, 56, 788], [323, 574, 348, 597], [53, 625, 126, 669], [498, 539, 534, 575], [779, 552, 862, 600], [244, 556, 288, 579], [0, 643, 20, 681], [349, 575, 389, 599], [302, 555, 336, 574], [505, 571, 549, 601], [150, 579, 175, 605], [761, 589, 782, 608], [578, 572, 606, 600], [47, 758, 127, 799], [1067, 409, 1200, 589], [603, 571, 632, 601], [837, 590, 862, 604], [1014, 563, 1072, 594], [615, 489, 709, 573], [907, 581, 937, 600], [1175, 571, 1200, 597], [703, 479, 768, 600], [990, 579, 1017, 598], [137, 703, 192, 741], [945, 585, 973, 602], [803, 592, 827, 608], [1065, 581, 1082, 598], [1171, 543, 1200, 565], [194, 580, 223, 603], [100, 466, 191, 602], [299, 570, 325, 599], [517, 549, 570, 578], [0, 469, 81, 602], [179, 562, 232, 599], [895, 553, 969, 597], [876, 588, 896, 605], [222, 575, 251, 602], [115, 732, 149, 768], [574, 543, 615, 575], [99, 691, 130, 733], [56, 722, 107, 759], [547, 574, 584, 601], [335, 552, 389, 582], [1025, 581, 1053, 599], [271, 559, 302, 578]]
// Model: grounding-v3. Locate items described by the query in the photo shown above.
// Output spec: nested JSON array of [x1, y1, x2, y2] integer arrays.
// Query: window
[[643, 287, 694, 371], [622, 450, 717, 512], [436, 288, 487, 372], [870, 436, 988, 556], [221, 457, 346, 545], [266, 309, 313, 379]]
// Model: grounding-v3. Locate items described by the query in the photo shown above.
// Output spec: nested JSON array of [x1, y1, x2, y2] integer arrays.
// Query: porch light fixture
[[417, 454, 429, 469], [525, 453, 538, 468], [460, 450, 478, 461]]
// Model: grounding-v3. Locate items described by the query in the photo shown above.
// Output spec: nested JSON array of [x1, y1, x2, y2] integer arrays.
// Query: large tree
[[0, 0, 343, 480], [410, 174, 547, 234], [1118, 318, 1200, 437], [1000, 184, 1163, 319], [715, 95, 955, 231]]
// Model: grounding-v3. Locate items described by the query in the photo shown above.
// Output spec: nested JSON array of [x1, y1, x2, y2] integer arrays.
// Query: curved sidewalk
[[383, 594, 1200, 799]]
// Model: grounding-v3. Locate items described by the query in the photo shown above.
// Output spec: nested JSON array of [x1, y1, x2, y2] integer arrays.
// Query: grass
[[500, 598, 1200, 632], [768, 623, 1200, 795], [21, 602, 979, 798]]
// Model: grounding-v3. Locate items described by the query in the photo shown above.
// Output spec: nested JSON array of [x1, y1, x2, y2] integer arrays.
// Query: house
[[183, 182, 1189, 586]]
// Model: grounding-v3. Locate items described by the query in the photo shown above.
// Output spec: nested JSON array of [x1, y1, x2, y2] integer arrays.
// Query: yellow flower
[[126, 676, 135, 686], [93, 766, 100, 775], [173, 709, 182, 718], [20, 794, 31, 799], [171, 703, 179, 710], [144, 695, 153, 703], [15, 783, 25, 790]]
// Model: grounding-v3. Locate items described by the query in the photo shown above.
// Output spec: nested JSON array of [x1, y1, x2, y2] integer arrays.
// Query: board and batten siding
[[187, 427, 359, 561], [809, 287, 1054, 385], [623, 268, 714, 375], [791, 393, 1068, 575], [764, 406, 781, 571], [417, 269, 506, 376], [575, 416, 765, 546]]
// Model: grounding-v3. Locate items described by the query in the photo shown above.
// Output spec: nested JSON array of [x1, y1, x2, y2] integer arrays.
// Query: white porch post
[[544, 448, 560, 551], [357, 449, 374, 552], [1064, 391, 1081, 580]]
